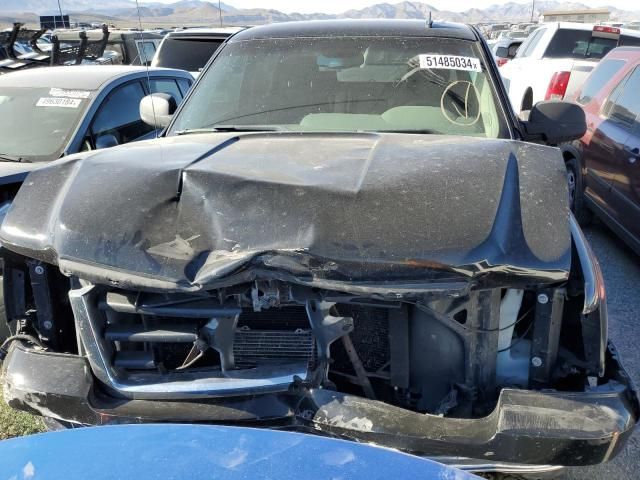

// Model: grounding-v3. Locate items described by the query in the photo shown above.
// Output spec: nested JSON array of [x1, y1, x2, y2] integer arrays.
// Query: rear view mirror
[[95, 134, 118, 150], [140, 93, 177, 129], [521, 101, 586, 145]]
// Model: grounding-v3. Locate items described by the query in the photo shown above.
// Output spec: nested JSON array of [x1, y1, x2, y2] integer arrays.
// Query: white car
[[500, 22, 640, 112]]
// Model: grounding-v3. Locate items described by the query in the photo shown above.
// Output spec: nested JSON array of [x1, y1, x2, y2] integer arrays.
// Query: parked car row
[[493, 20, 640, 256], [562, 46, 640, 254], [500, 22, 640, 112], [1, 23, 240, 75]]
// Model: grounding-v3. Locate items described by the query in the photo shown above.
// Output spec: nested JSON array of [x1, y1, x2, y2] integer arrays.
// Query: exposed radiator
[[233, 328, 315, 367]]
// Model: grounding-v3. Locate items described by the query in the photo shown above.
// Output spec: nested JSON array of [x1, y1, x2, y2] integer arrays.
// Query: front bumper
[[3, 341, 638, 471]]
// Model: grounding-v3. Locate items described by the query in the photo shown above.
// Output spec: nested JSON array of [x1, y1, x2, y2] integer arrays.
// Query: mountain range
[[3, 1, 639, 27]]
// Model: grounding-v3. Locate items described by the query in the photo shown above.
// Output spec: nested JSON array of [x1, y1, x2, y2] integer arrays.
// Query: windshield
[[154, 37, 226, 71], [0, 87, 92, 162], [169, 36, 509, 138]]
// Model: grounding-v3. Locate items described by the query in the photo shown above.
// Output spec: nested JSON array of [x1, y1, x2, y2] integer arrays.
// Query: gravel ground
[[564, 221, 640, 480]]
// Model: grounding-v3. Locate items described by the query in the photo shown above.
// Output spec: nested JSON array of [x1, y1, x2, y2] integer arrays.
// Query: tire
[[565, 157, 592, 226]]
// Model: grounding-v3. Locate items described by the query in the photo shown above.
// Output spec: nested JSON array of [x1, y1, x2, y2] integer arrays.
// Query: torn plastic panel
[[0, 132, 571, 294]]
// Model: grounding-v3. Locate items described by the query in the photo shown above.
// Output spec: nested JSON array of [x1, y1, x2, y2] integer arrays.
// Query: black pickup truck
[[0, 19, 637, 477]]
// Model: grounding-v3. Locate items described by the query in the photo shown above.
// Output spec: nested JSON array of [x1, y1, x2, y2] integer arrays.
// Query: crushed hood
[[0, 132, 571, 293]]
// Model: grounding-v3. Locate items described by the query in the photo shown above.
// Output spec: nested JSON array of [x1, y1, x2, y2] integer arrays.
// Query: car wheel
[[565, 158, 592, 226]]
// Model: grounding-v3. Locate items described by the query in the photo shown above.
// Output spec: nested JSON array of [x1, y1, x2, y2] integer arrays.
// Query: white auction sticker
[[419, 54, 482, 72], [49, 88, 92, 99], [36, 97, 82, 108]]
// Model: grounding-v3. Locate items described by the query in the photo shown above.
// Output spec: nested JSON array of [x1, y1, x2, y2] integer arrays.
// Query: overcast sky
[[140, 0, 639, 14]]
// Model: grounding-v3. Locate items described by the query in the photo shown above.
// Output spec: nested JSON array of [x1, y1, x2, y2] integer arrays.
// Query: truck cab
[[500, 22, 640, 112]]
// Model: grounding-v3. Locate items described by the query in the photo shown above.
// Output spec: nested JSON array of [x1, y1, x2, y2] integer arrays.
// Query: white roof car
[[500, 22, 640, 112]]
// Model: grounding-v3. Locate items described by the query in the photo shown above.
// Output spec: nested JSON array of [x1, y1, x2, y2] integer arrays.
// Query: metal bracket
[[305, 300, 353, 367], [202, 315, 239, 373], [529, 288, 565, 387], [27, 261, 56, 346]]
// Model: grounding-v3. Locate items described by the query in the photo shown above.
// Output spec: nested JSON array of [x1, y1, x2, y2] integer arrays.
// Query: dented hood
[[0, 132, 571, 293]]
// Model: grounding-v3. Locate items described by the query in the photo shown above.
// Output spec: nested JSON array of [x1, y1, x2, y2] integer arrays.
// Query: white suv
[[500, 22, 640, 112]]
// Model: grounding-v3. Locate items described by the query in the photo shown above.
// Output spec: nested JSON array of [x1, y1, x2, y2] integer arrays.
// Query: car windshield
[[0, 86, 92, 162], [169, 36, 509, 138]]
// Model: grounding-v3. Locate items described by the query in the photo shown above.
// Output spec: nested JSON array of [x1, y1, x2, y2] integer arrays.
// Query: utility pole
[[219, 0, 223, 27], [57, 0, 65, 28], [530, 0, 536, 23]]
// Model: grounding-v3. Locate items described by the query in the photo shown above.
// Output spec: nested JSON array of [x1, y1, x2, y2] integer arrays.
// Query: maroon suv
[[563, 46, 640, 254]]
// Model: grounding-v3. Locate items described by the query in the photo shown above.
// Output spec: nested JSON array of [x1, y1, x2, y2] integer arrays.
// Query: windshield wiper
[[0, 154, 27, 163], [371, 129, 437, 134], [175, 125, 284, 135]]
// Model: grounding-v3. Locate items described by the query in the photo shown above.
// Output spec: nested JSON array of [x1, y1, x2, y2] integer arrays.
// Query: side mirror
[[95, 133, 118, 149], [140, 93, 177, 129], [496, 46, 509, 58], [521, 101, 586, 145]]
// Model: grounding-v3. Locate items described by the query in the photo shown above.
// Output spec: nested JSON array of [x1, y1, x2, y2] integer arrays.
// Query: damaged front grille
[[69, 285, 326, 398], [99, 301, 316, 372], [65, 278, 551, 415]]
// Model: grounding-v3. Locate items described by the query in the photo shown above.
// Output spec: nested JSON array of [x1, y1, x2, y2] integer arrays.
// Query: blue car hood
[[0, 424, 478, 479]]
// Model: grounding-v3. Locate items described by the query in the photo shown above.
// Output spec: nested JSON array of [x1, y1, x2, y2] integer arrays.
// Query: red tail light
[[593, 25, 620, 35], [496, 57, 508, 67], [545, 71, 571, 100]]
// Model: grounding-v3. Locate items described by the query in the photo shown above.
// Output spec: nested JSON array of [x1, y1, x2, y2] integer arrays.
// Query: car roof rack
[[0, 23, 49, 74], [50, 25, 110, 66]]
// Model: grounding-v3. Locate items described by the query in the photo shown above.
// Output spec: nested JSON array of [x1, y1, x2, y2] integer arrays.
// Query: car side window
[[517, 28, 545, 58], [137, 41, 158, 65], [577, 59, 626, 105], [177, 78, 192, 97], [619, 35, 640, 47], [91, 81, 154, 146], [603, 67, 640, 129], [149, 78, 183, 102]]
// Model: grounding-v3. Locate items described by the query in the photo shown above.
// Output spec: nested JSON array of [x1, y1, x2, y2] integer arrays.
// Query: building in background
[[541, 9, 610, 23]]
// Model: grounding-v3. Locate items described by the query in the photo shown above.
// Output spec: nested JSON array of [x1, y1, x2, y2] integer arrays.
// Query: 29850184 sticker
[[419, 54, 482, 72], [49, 88, 92, 99], [36, 97, 82, 108]]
